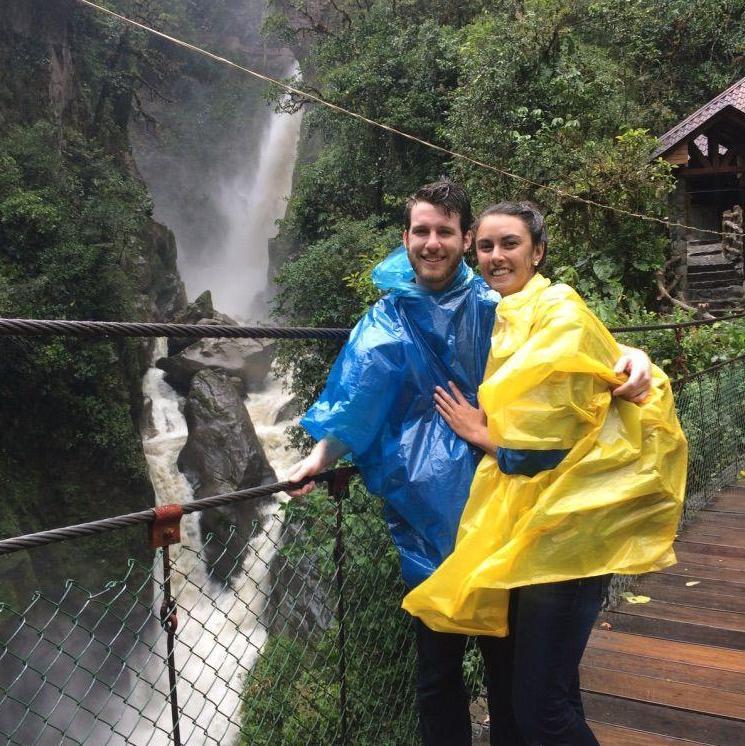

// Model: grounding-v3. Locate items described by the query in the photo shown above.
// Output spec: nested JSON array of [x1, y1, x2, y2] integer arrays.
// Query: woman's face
[[475, 214, 545, 297]]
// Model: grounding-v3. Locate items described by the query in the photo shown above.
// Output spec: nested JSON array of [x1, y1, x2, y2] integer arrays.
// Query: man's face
[[403, 201, 472, 292]]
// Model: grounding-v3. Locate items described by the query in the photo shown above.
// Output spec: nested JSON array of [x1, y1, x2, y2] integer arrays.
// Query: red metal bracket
[[150, 504, 183, 549]]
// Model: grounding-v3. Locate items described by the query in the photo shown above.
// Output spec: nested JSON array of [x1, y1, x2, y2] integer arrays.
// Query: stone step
[[688, 250, 723, 259], [687, 267, 740, 282], [686, 295, 743, 310], [687, 287, 744, 301], [688, 278, 743, 290], [687, 253, 731, 268], [705, 302, 743, 317], [688, 238, 722, 247], [688, 244, 722, 253]]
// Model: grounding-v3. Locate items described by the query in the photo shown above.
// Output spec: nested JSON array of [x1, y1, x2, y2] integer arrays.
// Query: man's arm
[[287, 435, 350, 497], [612, 344, 652, 403]]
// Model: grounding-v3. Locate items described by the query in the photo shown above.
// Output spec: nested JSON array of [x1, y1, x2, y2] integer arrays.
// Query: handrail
[[1, 311, 745, 340]]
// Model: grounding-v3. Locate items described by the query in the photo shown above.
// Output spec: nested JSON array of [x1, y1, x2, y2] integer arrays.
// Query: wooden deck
[[584, 485, 745, 744]]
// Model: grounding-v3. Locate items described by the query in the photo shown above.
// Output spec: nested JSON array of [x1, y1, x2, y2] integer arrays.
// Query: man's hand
[[286, 436, 349, 497], [613, 344, 652, 403], [286, 454, 325, 497]]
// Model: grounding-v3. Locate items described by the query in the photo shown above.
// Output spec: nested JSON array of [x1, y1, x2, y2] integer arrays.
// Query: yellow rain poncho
[[402, 274, 687, 636]]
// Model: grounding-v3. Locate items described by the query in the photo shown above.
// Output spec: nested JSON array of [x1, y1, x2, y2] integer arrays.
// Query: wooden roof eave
[[653, 106, 745, 166]]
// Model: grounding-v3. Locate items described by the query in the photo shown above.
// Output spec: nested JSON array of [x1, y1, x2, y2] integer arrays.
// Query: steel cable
[[0, 468, 356, 556]]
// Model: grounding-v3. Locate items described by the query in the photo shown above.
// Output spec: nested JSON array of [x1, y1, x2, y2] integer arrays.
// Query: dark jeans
[[415, 575, 609, 746]]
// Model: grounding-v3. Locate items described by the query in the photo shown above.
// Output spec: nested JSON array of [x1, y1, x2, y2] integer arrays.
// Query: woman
[[402, 202, 687, 745]]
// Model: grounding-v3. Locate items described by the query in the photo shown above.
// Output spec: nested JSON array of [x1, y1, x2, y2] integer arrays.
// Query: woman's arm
[[435, 382, 568, 475], [287, 435, 350, 497]]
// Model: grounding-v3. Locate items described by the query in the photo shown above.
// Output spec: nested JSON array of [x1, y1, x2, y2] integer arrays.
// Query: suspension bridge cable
[[1, 312, 745, 339], [0, 469, 356, 556], [0, 318, 350, 339], [76, 0, 739, 241]]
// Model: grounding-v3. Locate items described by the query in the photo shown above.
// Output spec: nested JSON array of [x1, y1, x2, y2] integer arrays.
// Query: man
[[288, 180, 650, 745]]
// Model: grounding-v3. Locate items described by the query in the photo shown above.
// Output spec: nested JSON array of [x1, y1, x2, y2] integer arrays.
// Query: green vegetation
[[268, 0, 745, 420], [240, 480, 417, 745], [0, 1, 185, 595]]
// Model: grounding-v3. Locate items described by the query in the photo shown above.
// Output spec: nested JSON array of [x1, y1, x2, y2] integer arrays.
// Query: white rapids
[[133, 341, 299, 744]]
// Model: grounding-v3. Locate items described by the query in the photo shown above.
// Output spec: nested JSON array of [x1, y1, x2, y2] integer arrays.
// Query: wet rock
[[157, 337, 274, 396], [274, 394, 301, 424], [178, 369, 277, 582], [168, 291, 238, 355], [266, 521, 334, 641], [130, 220, 188, 321]]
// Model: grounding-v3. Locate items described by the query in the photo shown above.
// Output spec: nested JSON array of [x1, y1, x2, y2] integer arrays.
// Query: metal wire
[[0, 470, 355, 556], [2, 311, 745, 342], [0, 318, 349, 340], [1, 339, 743, 743], [74, 0, 741, 242]]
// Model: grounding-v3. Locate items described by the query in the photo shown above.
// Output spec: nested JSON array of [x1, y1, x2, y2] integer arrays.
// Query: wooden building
[[654, 77, 745, 314]]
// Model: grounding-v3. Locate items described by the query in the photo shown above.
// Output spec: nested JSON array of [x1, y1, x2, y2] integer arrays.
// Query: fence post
[[672, 326, 689, 379], [151, 504, 184, 746], [328, 468, 354, 745]]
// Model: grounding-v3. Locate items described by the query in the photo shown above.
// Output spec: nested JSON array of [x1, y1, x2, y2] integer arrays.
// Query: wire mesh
[[1, 354, 744, 745], [0, 484, 417, 745]]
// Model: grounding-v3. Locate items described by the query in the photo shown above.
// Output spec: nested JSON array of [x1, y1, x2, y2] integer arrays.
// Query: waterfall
[[133, 60, 304, 744], [136, 341, 298, 744], [177, 67, 303, 322]]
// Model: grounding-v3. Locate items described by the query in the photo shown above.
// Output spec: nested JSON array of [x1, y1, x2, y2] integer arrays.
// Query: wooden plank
[[583, 691, 745, 744], [636, 573, 745, 613], [582, 647, 745, 695], [676, 524, 745, 549], [681, 165, 741, 176], [580, 666, 745, 720], [674, 546, 745, 571], [588, 629, 745, 673], [612, 599, 745, 633], [678, 520, 745, 540], [707, 493, 745, 514], [598, 611, 745, 650], [665, 141, 690, 167], [588, 720, 711, 745], [660, 562, 745, 585], [675, 539, 745, 560], [694, 511, 745, 527]]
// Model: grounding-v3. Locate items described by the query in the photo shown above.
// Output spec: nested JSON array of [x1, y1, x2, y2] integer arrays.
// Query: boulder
[[168, 291, 238, 355], [157, 337, 274, 396], [266, 521, 334, 641], [274, 394, 301, 424], [178, 369, 277, 582]]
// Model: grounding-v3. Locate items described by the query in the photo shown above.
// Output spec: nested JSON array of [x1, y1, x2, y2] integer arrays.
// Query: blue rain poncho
[[301, 246, 499, 586]]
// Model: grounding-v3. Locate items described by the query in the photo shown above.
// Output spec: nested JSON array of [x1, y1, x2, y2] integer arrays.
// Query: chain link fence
[[1, 336, 745, 744], [0, 475, 420, 745]]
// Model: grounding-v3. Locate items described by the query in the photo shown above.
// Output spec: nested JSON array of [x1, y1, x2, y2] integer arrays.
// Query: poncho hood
[[301, 247, 498, 586], [371, 244, 476, 297]]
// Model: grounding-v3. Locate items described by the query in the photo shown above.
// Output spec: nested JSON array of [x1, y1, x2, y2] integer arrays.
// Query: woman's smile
[[475, 214, 544, 296]]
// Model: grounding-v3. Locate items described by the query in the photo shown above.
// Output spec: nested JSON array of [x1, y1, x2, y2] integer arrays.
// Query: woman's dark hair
[[473, 201, 548, 269], [404, 178, 473, 235]]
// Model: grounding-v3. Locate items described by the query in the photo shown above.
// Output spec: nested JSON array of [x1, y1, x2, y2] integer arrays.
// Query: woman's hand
[[434, 381, 495, 452]]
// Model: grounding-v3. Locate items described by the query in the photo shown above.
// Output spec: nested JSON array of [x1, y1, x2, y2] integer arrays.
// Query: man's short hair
[[404, 179, 473, 235]]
